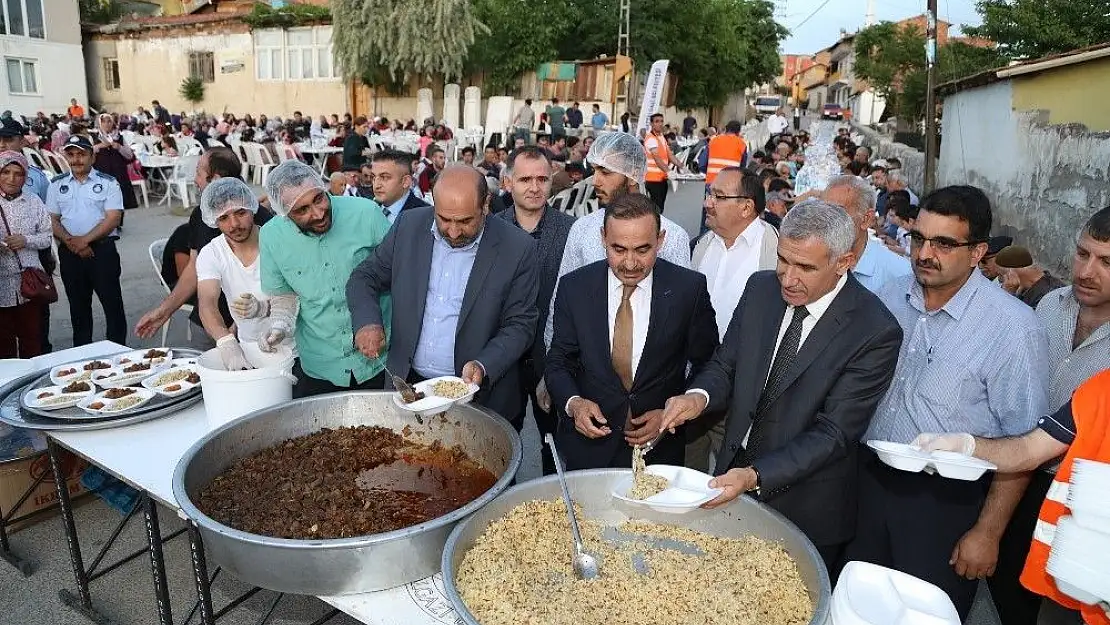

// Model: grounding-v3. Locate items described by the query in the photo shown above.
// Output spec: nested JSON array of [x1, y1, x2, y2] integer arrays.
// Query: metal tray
[[20, 349, 203, 421]]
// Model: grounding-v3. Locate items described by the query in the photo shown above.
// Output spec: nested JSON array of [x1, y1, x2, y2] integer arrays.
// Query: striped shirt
[[865, 270, 1050, 443], [1036, 285, 1110, 410]]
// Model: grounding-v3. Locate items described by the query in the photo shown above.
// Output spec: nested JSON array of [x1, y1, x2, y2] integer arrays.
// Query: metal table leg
[[187, 522, 215, 625], [49, 439, 111, 624], [0, 451, 50, 576], [143, 495, 174, 625]]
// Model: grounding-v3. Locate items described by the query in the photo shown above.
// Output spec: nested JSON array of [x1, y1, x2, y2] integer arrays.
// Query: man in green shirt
[[260, 160, 392, 397], [546, 98, 566, 139]]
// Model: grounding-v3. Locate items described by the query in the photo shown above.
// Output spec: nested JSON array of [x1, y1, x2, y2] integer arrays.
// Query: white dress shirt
[[565, 269, 654, 413], [697, 219, 766, 340]]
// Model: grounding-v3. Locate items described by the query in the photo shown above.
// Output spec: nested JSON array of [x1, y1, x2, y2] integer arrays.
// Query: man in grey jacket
[[685, 166, 779, 470], [346, 165, 540, 429]]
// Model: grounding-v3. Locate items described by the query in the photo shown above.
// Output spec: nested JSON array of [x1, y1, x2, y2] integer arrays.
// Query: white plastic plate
[[92, 362, 171, 389], [22, 384, 95, 410], [141, 366, 199, 390], [77, 388, 157, 416], [392, 376, 479, 417], [612, 465, 723, 514], [49, 360, 113, 385], [114, 348, 174, 367], [146, 378, 199, 398], [867, 440, 997, 481]]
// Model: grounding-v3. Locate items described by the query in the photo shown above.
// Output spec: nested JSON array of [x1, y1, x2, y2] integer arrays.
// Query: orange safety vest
[[644, 132, 671, 183], [1021, 369, 1110, 625], [705, 134, 747, 184]]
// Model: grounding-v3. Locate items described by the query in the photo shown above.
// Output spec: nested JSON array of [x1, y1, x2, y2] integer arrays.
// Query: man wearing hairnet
[[195, 178, 288, 370], [259, 160, 393, 397]]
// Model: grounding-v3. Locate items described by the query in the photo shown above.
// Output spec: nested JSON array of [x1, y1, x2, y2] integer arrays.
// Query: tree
[[331, 0, 489, 84], [78, 0, 123, 24], [466, 0, 577, 94], [179, 76, 204, 108], [963, 0, 1110, 59]]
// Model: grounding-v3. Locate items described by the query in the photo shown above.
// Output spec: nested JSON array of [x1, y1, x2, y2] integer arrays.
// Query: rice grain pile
[[629, 444, 669, 500], [456, 499, 813, 625], [431, 379, 470, 399]]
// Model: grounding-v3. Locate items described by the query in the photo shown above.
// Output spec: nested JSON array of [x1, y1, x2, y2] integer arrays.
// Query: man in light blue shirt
[[370, 149, 429, 226], [823, 175, 912, 294], [411, 221, 482, 377], [590, 104, 609, 134]]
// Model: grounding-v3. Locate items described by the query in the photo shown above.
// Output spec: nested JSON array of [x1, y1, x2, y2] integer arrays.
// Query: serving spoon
[[545, 433, 600, 580]]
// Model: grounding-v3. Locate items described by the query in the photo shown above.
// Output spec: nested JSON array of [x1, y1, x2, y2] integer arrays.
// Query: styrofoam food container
[[50, 360, 112, 385], [867, 440, 931, 472], [77, 387, 157, 416], [147, 378, 199, 398], [1067, 488, 1110, 532], [392, 376, 479, 418], [114, 348, 173, 367], [196, 345, 295, 430], [142, 366, 199, 389], [92, 362, 171, 388], [612, 465, 723, 514], [928, 451, 997, 481], [833, 561, 961, 625], [22, 384, 95, 410], [1046, 516, 1110, 604]]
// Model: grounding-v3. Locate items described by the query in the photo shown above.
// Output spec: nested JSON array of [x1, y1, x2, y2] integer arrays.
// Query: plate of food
[[92, 361, 171, 389], [612, 445, 722, 514], [77, 387, 157, 416], [392, 376, 480, 417], [114, 348, 173, 367], [22, 382, 96, 410], [50, 359, 114, 385], [142, 366, 201, 398]]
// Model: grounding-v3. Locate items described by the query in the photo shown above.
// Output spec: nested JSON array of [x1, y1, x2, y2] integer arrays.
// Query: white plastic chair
[[243, 143, 276, 186], [42, 151, 69, 175], [163, 154, 199, 206], [22, 148, 48, 172], [277, 144, 299, 162], [132, 178, 149, 207], [148, 238, 193, 345], [177, 136, 202, 155]]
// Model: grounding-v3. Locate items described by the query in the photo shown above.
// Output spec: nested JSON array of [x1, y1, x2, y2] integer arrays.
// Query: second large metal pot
[[172, 391, 522, 596]]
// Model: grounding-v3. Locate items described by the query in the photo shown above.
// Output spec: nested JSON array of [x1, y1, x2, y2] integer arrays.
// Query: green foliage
[[179, 76, 205, 105], [964, 0, 1110, 59], [332, 0, 489, 84], [78, 0, 123, 24], [854, 22, 1007, 123], [241, 3, 332, 29]]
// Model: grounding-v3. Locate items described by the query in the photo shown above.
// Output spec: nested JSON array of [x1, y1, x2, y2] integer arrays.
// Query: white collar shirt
[[697, 219, 766, 340], [607, 268, 654, 379]]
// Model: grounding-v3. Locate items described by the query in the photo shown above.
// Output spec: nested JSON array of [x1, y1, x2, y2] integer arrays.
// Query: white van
[[753, 96, 782, 119]]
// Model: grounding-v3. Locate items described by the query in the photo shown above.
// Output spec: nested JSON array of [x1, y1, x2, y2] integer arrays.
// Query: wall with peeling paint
[[940, 80, 1110, 276]]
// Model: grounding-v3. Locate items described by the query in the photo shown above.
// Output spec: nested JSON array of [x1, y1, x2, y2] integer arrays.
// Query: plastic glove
[[912, 432, 976, 456], [231, 293, 269, 320], [216, 335, 254, 371], [258, 319, 292, 353]]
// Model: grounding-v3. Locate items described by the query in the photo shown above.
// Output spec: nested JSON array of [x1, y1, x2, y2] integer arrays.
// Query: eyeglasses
[[708, 193, 754, 203], [908, 231, 985, 254]]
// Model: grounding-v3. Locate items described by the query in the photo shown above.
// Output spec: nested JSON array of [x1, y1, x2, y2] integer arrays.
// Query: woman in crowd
[[93, 114, 139, 211], [159, 133, 179, 157], [0, 152, 52, 358], [50, 126, 70, 152], [418, 125, 436, 157]]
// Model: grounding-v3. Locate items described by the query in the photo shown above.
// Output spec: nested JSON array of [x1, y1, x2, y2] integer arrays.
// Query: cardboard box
[[0, 443, 88, 533]]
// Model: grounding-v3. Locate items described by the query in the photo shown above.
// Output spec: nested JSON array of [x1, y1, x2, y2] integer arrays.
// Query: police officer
[[0, 118, 54, 352], [47, 135, 126, 346]]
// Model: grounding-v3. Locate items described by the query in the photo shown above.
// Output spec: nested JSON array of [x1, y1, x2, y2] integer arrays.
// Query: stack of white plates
[[1046, 459, 1110, 604], [832, 561, 960, 625]]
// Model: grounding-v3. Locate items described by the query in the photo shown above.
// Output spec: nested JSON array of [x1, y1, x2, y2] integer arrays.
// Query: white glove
[[216, 335, 253, 371], [911, 432, 976, 456], [258, 319, 292, 353], [231, 293, 269, 320]]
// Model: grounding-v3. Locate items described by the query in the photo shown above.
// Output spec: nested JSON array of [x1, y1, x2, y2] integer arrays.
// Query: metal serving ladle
[[545, 433, 600, 580]]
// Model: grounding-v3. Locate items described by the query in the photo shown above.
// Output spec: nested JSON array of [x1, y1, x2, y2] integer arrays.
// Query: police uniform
[[46, 136, 127, 346]]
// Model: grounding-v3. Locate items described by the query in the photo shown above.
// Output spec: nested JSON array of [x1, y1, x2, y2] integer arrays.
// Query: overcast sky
[[779, 0, 983, 54]]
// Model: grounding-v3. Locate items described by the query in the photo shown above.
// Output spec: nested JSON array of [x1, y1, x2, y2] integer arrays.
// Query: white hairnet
[[264, 159, 326, 217], [586, 132, 647, 183], [199, 177, 258, 228]]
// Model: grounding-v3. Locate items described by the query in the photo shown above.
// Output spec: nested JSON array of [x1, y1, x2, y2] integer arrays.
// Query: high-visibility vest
[[706, 134, 747, 184], [644, 132, 671, 183], [1021, 369, 1110, 625]]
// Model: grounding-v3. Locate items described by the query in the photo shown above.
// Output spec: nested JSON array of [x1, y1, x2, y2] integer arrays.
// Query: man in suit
[[347, 165, 540, 428], [370, 149, 428, 226], [493, 146, 575, 474], [659, 200, 904, 574], [547, 193, 719, 471]]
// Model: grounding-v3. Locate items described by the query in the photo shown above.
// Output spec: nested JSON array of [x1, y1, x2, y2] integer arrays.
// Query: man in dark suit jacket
[[660, 200, 903, 574], [547, 194, 718, 471], [347, 165, 539, 428], [370, 149, 429, 225]]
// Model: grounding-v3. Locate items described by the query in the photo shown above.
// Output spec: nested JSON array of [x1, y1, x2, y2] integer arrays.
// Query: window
[[102, 58, 120, 90], [1, 0, 42, 38], [5, 58, 37, 94], [188, 51, 215, 83], [255, 26, 337, 82]]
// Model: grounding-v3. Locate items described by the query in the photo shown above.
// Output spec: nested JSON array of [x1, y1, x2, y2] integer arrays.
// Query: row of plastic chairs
[[22, 147, 70, 177], [549, 176, 597, 217]]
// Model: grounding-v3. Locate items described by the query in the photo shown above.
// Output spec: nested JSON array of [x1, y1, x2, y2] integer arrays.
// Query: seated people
[[161, 223, 191, 290]]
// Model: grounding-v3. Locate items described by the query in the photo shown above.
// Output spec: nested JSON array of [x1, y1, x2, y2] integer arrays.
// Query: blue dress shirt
[[411, 221, 483, 378]]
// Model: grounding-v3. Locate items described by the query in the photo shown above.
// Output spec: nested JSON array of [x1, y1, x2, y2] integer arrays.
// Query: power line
[[790, 0, 835, 30]]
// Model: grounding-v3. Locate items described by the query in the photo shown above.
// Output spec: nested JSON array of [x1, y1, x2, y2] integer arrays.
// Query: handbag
[[0, 204, 59, 304]]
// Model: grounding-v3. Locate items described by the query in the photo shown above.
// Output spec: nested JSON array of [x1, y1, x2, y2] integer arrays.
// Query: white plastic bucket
[[196, 344, 296, 430]]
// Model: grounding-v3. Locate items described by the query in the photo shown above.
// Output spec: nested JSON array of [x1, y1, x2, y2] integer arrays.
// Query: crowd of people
[[2, 97, 1108, 625]]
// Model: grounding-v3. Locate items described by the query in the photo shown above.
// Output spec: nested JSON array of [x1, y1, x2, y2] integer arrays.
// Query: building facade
[[2, 0, 88, 116]]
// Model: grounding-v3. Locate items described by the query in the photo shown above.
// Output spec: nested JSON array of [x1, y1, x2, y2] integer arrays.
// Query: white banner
[[635, 59, 669, 136]]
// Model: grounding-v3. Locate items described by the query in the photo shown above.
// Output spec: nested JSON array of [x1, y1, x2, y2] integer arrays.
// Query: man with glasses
[[846, 185, 1050, 621], [685, 166, 779, 471]]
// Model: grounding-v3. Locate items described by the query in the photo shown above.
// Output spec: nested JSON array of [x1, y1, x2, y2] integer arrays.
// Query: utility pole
[[923, 0, 938, 192]]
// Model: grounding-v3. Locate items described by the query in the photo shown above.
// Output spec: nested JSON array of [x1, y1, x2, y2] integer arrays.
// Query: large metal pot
[[441, 470, 832, 625], [173, 391, 522, 596]]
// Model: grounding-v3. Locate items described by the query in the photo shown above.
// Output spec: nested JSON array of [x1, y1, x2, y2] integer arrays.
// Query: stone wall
[[940, 80, 1110, 276], [851, 123, 926, 197]]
